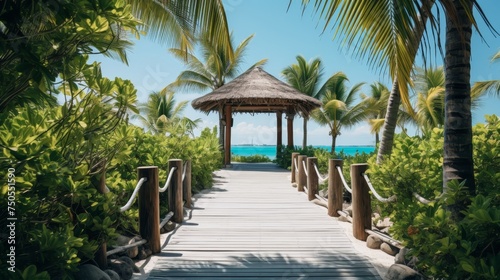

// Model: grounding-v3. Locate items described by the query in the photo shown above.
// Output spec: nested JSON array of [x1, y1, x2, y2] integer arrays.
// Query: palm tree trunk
[[331, 134, 337, 154], [376, 0, 434, 164], [376, 80, 401, 164], [302, 117, 307, 149], [443, 0, 475, 215], [375, 132, 379, 145]]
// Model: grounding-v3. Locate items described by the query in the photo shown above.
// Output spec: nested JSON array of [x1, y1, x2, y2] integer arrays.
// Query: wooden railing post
[[306, 157, 318, 201], [183, 160, 192, 208], [291, 152, 299, 184], [168, 159, 184, 223], [94, 172, 108, 269], [297, 155, 307, 192], [351, 163, 371, 241], [138, 166, 160, 254], [328, 159, 344, 217]]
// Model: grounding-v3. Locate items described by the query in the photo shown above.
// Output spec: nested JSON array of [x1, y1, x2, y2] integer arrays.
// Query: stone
[[114, 234, 139, 259], [104, 269, 120, 280], [319, 189, 328, 198], [385, 264, 424, 280], [337, 215, 349, 223], [344, 205, 353, 216], [366, 235, 383, 249], [395, 248, 409, 264], [163, 221, 176, 232], [376, 217, 393, 229], [118, 256, 140, 273], [108, 259, 133, 280], [381, 242, 399, 256], [74, 264, 111, 280], [137, 246, 153, 260]]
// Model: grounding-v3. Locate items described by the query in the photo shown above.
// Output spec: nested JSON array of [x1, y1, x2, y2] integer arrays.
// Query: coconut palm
[[137, 90, 200, 135], [361, 82, 390, 145], [302, 0, 494, 208], [310, 72, 367, 153], [126, 0, 233, 60], [281, 56, 323, 149], [170, 33, 267, 145], [472, 50, 500, 98]]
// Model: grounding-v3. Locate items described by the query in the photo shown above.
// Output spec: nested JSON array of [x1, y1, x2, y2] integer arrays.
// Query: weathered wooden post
[[328, 159, 344, 217], [306, 157, 318, 201], [138, 166, 160, 254], [351, 163, 371, 241], [291, 152, 299, 184], [183, 160, 192, 208], [297, 155, 307, 192], [168, 159, 184, 223]]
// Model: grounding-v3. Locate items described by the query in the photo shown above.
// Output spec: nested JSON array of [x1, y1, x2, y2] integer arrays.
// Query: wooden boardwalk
[[147, 163, 382, 279]]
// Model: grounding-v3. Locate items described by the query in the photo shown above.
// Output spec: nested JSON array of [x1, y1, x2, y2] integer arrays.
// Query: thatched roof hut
[[191, 67, 322, 165], [192, 67, 322, 115]]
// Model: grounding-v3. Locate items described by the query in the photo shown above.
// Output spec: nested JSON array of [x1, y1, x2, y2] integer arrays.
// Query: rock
[[104, 269, 120, 280], [108, 259, 133, 280], [366, 235, 383, 249], [385, 264, 424, 280], [74, 264, 111, 280], [319, 189, 328, 198], [137, 246, 153, 260], [395, 248, 409, 264], [381, 242, 399, 256], [376, 217, 393, 229], [118, 256, 140, 273], [163, 221, 176, 232], [114, 235, 139, 259], [337, 215, 349, 223]]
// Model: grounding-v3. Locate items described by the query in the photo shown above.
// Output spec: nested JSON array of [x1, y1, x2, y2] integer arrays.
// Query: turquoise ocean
[[231, 145, 375, 160]]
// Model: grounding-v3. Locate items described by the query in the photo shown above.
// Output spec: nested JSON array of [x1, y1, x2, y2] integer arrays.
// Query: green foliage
[[231, 154, 272, 163], [367, 115, 500, 279]]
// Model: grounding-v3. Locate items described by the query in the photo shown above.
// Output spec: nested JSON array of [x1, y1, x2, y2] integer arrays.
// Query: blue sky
[[95, 0, 500, 146]]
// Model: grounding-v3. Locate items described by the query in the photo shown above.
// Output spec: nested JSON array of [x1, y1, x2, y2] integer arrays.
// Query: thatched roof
[[191, 67, 322, 115]]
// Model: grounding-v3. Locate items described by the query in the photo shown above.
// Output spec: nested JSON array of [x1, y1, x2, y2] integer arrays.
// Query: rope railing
[[413, 192, 433, 204], [302, 161, 308, 177], [336, 166, 352, 193], [106, 239, 148, 257], [294, 158, 299, 172], [120, 177, 147, 212], [182, 161, 187, 182], [159, 166, 177, 193], [159, 211, 174, 229], [362, 173, 397, 203], [313, 163, 328, 183]]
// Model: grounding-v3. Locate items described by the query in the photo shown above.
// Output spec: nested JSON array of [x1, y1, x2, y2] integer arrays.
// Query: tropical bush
[[366, 115, 500, 279], [231, 154, 272, 163]]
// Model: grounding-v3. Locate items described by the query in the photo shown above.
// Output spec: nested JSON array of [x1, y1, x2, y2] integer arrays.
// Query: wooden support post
[[95, 172, 108, 269], [138, 166, 160, 254], [286, 110, 294, 148], [224, 105, 232, 165], [276, 111, 282, 158], [183, 160, 192, 208], [306, 157, 318, 201], [297, 155, 307, 192], [168, 159, 184, 223], [351, 163, 371, 241], [328, 159, 343, 217], [291, 152, 299, 184]]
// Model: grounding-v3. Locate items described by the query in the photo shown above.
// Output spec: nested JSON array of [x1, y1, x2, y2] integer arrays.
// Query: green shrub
[[231, 154, 272, 163], [366, 115, 500, 279]]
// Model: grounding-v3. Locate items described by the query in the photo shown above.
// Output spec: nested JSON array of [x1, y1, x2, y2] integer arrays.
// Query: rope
[[365, 229, 403, 249], [336, 166, 352, 193], [106, 239, 147, 256], [302, 161, 308, 177], [159, 167, 177, 193], [181, 161, 187, 182], [337, 210, 353, 222], [315, 193, 327, 202], [413, 192, 433, 204], [362, 173, 397, 203], [313, 163, 328, 183], [159, 211, 174, 229], [120, 177, 147, 212], [294, 158, 299, 172]]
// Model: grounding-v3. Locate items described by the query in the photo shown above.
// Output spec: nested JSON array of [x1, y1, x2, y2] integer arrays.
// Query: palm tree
[[281, 56, 323, 149], [361, 82, 390, 144], [413, 66, 445, 131], [170, 33, 267, 145], [136, 90, 200, 135], [310, 72, 367, 153], [126, 0, 233, 60], [472, 50, 500, 98], [301, 0, 494, 211]]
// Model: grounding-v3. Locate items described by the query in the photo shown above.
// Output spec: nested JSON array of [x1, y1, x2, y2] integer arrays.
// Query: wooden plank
[[144, 163, 381, 279]]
